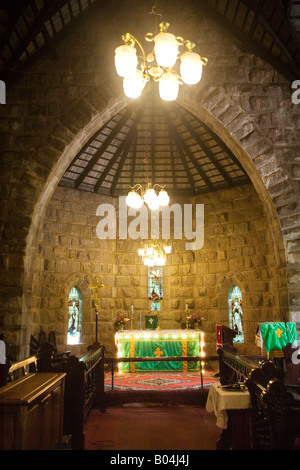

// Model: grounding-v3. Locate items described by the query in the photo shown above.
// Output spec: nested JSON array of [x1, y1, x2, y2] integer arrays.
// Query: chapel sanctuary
[[0, 0, 300, 452]]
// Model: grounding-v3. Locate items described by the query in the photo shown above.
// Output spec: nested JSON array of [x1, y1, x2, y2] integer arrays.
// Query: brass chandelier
[[126, 182, 169, 211], [138, 239, 172, 266], [114, 17, 207, 101]]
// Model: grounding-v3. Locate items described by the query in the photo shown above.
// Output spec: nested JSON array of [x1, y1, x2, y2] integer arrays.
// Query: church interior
[[0, 0, 300, 452]]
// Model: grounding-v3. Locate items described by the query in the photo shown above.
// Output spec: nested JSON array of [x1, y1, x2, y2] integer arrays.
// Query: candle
[[140, 314, 142, 330], [131, 305, 133, 313], [186, 304, 188, 311]]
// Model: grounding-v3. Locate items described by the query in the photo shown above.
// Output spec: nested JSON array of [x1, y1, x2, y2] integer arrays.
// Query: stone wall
[[32, 182, 286, 356], [0, 1, 299, 358]]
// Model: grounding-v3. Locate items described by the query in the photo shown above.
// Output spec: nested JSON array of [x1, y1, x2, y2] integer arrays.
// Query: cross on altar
[[154, 347, 164, 357], [275, 327, 283, 338]]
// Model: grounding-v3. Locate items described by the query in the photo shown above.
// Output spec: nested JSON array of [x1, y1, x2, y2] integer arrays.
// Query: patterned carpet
[[105, 370, 219, 391], [104, 369, 219, 406]]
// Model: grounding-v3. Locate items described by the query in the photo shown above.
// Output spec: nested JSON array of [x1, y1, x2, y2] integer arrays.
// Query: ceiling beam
[[94, 105, 145, 193], [74, 106, 134, 189], [165, 110, 214, 191], [178, 109, 234, 187]]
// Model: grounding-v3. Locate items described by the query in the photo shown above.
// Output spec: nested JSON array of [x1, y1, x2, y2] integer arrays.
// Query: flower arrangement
[[186, 312, 205, 330], [114, 313, 130, 331]]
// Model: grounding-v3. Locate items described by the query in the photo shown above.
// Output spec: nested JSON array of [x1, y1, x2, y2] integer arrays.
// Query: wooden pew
[[7, 354, 39, 382], [38, 340, 105, 450], [2, 340, 105, 450], [218, 345, 300, 449], [245, 361, 300, 449]]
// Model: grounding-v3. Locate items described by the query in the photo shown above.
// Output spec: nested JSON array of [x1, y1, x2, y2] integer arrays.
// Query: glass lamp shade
[[159, 71, 179, 101], [156, 253, 166, 266], [123, 69, 146, 99], [144, 256, 154, 266], [164, 245, 172, 254], [115, 45, 138, 78], [147, 197, 160, 211], [144, 188, 159, 209], [157, 189, 170, 206], [126, 190, 143, 209], [146, 246, 154, 256], [180, 51, 203, 85], [154, 32, 178, 67]]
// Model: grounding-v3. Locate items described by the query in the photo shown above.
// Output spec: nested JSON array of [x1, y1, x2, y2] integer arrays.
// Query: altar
[[115, 329, 205, 373]]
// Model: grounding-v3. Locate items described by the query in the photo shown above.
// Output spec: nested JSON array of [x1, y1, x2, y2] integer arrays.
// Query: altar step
[[104, 388, 209, 407]]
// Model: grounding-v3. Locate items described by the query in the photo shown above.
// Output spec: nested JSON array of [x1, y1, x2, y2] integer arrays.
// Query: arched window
[[228, 285, 244, 343], [67, 286, 82, 345], [148, 266, 163, 311]]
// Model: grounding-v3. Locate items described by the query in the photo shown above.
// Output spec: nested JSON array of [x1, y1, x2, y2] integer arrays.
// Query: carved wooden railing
[[80, 344, 105, 417], [218, 347, 261, 385], [218, 346, 300, 449], [43, 342, 105, 450], [7, 354, 39, 382], [245, 362, 300, 449]]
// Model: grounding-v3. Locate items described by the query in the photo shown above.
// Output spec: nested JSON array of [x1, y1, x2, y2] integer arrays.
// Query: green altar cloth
[[258, 322, 297, 357], [115, 329, 204, 372]]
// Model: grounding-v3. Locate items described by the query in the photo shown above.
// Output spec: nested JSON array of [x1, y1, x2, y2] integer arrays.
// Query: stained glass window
[[228, 285, 244, 343], [148, 266, 163, 311], [67, 286, 82, 344]]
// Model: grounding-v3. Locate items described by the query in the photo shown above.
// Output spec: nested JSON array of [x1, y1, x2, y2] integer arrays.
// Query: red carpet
[[105, 370, 218, 391], [104, 370, 219, 406]]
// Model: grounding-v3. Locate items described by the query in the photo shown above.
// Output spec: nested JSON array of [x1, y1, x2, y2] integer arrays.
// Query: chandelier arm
[[123, 33, 148, 62], [130, 183, 144, 193]]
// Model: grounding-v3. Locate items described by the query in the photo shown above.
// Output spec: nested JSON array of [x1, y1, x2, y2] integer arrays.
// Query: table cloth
[[206, 382, 251, 429], [115, 329, 204, 372]]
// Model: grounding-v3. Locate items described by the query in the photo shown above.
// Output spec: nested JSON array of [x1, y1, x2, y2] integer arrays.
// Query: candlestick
[[88, 277, 104, 342]]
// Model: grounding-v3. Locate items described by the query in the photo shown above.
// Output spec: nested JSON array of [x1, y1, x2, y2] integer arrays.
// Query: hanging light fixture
[[126, 182, 169, 211], [114, 9, 207, 102], [138, 239, 172, 266]]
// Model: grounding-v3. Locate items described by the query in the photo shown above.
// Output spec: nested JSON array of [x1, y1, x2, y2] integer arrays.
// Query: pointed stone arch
[[17, 85, 297, 357]]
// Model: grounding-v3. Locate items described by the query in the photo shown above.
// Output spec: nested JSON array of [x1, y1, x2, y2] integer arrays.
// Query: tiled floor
[[84, 404, 221, 451]]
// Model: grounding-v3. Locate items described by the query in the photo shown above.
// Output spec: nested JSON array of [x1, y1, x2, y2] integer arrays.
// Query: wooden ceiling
[[1, 0, 299, 81], [1, 0, 299, 197], [59, 93, 249, 196]]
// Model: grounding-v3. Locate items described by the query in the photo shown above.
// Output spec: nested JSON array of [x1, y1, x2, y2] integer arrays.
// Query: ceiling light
[[114, 14, 207, 102], [138, 239, 172, 266], [126, 183, 169, 211]]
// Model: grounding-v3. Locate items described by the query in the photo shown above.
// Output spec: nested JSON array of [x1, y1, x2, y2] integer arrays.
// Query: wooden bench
[[38, 340, 105, 450], [2, 340, 105, 450], [245, 361, 300, 449], [218, 345, 300, 449]]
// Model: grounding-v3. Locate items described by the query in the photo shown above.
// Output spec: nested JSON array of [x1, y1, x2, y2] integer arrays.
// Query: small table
[[206, 382, 251, 450]]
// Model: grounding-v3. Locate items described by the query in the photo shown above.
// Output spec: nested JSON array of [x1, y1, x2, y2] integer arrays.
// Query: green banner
[[259, 322, 297, 353], [145, 315, 158, 330]]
